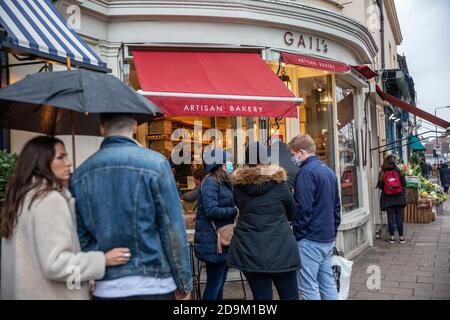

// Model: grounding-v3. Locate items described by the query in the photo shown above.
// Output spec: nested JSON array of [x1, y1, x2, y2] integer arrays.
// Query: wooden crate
[[403, 204, 434, 224], [403, 204, 417, 223]]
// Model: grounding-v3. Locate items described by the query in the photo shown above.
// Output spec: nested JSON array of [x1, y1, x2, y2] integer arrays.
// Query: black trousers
[[386, 205, 404, 237], [243, 271, 299, 300], [93, 291, 176, 300]]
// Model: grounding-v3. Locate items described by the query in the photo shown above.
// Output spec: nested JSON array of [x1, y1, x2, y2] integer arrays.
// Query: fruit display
[[397, 163, 421, 177], [418, 177, 447, 206], [398, 160, 447, 207]]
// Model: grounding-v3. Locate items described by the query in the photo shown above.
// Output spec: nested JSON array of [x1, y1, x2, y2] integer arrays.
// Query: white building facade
[[8, 0, 388, 258]]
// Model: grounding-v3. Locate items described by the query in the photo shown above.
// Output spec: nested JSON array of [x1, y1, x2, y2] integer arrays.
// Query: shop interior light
[[320, 92, 332, 104], [389, 114, 395, 120]]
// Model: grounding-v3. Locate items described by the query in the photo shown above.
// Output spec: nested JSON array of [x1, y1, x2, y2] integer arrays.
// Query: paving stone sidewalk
[[349, 200, 450, 300], [219, 200, 450, 300]]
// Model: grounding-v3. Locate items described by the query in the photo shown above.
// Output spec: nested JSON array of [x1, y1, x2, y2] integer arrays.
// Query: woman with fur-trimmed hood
[[228, 142, 300, 300]]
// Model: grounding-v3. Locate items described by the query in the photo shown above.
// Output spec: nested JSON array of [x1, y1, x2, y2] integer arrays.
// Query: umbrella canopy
[[0, 70, 163, 136]]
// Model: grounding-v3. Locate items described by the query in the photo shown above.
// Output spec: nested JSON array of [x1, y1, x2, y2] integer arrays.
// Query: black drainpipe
[[377, 0, 390, 154], [377, 0, 386, 72]]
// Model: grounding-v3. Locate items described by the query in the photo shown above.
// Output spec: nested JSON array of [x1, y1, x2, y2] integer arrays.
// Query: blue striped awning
[[0, 0, 108, 72]]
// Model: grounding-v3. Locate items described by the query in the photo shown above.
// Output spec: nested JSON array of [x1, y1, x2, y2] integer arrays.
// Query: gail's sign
[[283, 32, 329, 54]]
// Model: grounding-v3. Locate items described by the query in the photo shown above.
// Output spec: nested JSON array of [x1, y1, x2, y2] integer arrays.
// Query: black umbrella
[[0, 70, 163, 165], [0, 70, 162, 135]]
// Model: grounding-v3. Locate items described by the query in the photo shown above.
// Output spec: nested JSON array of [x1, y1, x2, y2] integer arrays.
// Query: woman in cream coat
[[0, 136, 131, 300]]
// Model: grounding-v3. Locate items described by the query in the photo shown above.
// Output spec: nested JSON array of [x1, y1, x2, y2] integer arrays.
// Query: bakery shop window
[[298, 73, 335, 168], [336, 78, 360, 214]]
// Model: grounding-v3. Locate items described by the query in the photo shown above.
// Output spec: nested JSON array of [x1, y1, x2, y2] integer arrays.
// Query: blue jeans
[[297, 239, 338, 300], [203, 262, 228, 300], [243, 271, 299, 300]]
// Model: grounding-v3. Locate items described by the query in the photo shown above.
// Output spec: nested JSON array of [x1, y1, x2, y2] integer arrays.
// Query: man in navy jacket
[[288, 134, 341, 300]]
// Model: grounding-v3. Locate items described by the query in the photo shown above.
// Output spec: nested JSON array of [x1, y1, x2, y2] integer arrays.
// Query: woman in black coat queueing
[[377, 155, 407, 244], [228, 142, 300, 300]]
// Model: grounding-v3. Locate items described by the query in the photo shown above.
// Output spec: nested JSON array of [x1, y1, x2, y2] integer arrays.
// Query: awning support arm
[[371, 130, 447, 154], [138, 90, 303, 103]]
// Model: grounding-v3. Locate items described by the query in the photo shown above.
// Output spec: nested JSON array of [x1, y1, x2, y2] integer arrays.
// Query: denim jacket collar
[[101, 135, 139, 149]]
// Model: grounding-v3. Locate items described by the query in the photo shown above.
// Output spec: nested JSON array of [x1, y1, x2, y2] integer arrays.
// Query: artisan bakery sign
[[148, 96, 298, 118], [281, 52, 350, 73], [183, 104, 264, 114], [178, 101, 297, 117], [283, 31, 329, 54]]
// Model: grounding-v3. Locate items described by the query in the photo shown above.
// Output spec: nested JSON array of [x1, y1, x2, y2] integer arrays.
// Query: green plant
[[0, 150, 18, 202], [409, 153, 420, 166]]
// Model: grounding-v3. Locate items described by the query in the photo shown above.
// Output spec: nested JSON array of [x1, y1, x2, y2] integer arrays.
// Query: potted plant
[[0, 149, 18, 204]]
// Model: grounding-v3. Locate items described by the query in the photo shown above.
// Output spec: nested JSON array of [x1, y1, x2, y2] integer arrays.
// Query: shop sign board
[[283, 31, 329, 54]]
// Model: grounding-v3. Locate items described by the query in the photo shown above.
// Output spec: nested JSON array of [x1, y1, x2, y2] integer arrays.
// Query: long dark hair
[[0, 136, 65, 239], [211, 165, 227, 185], [379, 155, 398, 182]]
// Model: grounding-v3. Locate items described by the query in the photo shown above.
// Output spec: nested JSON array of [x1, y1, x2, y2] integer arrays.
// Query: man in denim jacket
[[70, 113, 192, 300]]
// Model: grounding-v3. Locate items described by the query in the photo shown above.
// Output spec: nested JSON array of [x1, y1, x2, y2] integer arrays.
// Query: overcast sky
[[395, 0, 450, 136]]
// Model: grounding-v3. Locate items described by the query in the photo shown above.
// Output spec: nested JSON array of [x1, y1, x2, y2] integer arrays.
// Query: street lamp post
[[434, 106, 450, 163]]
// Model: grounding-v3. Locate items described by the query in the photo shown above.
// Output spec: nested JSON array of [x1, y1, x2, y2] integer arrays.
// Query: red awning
[[133, 51, 301, 118], [281, 52, 350, 73], [376, 85, 450, 129], [351, 65, 378, 79]]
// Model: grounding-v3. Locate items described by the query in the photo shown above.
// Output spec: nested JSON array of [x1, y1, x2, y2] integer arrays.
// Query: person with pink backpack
[[377, 155, 407, 244]]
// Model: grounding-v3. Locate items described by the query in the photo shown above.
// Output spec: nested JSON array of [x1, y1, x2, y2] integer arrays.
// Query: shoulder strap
[[200, 173, 211, 194], [200, 174, 219, 231]]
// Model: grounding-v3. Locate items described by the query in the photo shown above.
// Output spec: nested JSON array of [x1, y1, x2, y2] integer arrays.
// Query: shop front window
[[147, 114, 269, 189], [266, 61, 335, 168], [336, 79, 360, 213], [298, 74, 334, 168], [269, 117, 287, 144]]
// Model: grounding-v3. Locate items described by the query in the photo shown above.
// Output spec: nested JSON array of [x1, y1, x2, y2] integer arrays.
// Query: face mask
[[225, 162, 234, 174], [291, 153, 303, 167]]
